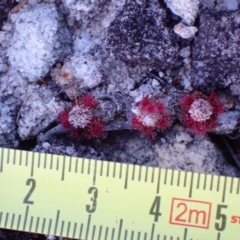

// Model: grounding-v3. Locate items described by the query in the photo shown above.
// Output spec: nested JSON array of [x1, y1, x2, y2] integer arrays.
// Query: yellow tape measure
[[0, 147, 239, 240]]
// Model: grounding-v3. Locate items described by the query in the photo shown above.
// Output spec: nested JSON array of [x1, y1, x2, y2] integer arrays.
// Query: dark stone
[[191, 10, 240, 93], [0, 0, 13, 29], [106, 1, 181, 70]]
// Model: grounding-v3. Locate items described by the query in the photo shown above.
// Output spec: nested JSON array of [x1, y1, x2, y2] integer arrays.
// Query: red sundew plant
[[58, 95, 104, 139], [131, 96, 172, 136], [179, 92, 223, 134]]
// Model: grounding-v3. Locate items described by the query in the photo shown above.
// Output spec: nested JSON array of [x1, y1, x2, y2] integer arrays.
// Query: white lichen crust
[[188, 99, 213, 122]]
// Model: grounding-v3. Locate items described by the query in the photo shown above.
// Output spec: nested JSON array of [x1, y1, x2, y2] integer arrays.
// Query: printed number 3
[[23, 178, 36, 205], [86, 187, 98, 213]]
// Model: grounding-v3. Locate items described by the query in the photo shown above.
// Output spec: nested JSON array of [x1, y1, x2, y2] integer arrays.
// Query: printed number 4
[[149, 196, 162, 222]]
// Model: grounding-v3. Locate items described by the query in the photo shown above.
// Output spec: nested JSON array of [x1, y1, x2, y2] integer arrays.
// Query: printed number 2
[[86, 187, 98, 213], [149, 196, 162, 222], [23, 178, 36, 205], [215, 204, 228, 231]]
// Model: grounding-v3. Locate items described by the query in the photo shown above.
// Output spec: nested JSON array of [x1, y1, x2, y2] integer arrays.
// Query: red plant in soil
[[179, 92, 223, 134], [131, 96, 171, 136], [58, 95, 104, 139]]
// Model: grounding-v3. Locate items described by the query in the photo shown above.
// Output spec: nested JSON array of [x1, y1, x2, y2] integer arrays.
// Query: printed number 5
[[86, 187, 98, 213], [23, 178, 36, 205], [215, 204, 227, 231]]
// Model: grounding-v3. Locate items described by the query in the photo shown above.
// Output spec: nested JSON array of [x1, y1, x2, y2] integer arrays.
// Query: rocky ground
[[1, 0, 240, 239]]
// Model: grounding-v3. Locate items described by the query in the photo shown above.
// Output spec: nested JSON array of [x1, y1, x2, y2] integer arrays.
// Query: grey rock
[[0, 95, 21, 148], [106, 1, 181, 70], [17, 85, 65, 140], [191, 10, 240, 92]]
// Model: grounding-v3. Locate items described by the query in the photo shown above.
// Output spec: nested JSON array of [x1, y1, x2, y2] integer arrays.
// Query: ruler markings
[[13, 148, 16, 164], [104, 227, 109, 240], [217, 175, 220, 192], [144, 232, 147, 240], [222, 177, 227, 203], [31, 152, 34, 177], [145, 166, 148, 182], [151, 167, 154, 183], [19, 150, 22, 165], [170, 237, 173, 240], [210, 175, 214, 191], [106, 161, 110, 177], [230, 177, 233, 194], [111, 228, 115, 240], [85, 215, 91, 240], [183, 228, 187, 240], [56, 157, 59, 171], [132, 164, 136, 181], [100, 160, 103, 176], [163, 236, 166, 240], [60, 220, 65, 237], [92, 225, 96, 240], [197, 173, 200, 189], [23, 205, 29, 231], [81, 158, 85, 174], [164, 169, 168, 185], [137, 232, 141, 240], [61, 156, 66, 181], [157, 235, 160, 240], [170, 169, 174, 186], [138, 166, 142, 181], [75, 159, 78, 173], [7, 148, 10, 164], [88, 159, 91, 175], [131, 231, 134, 240], [177, 238, 179, 240], [47, 219, 52, 235], [25, 150, 29, 166], [184, 171, 187, 187], [98, 226, 102, 240], [72, 222, 77, 239], [93, 159, 97, 185], [54, 210, 60, 235], [66, 221, 71, 237], [117, 219, 123, 240], [156, 168, 161, 194], [41, 218, 46, 233], [237, 178, 240, 194], [0, 212, 2, 227], [44, 153, 47, 169], [4, 213, 9, 228], [37, 153, 40, 168], [69, 157, 72, 172], [203, 174, 207, 190], [188, 172, 194, 198], [119, 163, 123, 179], [113, 161, 116, 178], [177, 170, 180, 187], [124, 164, 129, 189], [35, 217, 39, 232], [150, 223, 155, 240], [17, 214, 21, 230], [124, 230, 128, 240], [0, 148, 3, 172], [50, 154, 53, 170], [29, 216, 33, 232], [10, 214, 15, 229], [217, 232, 221, 240], [79, 223, 84, 240]]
